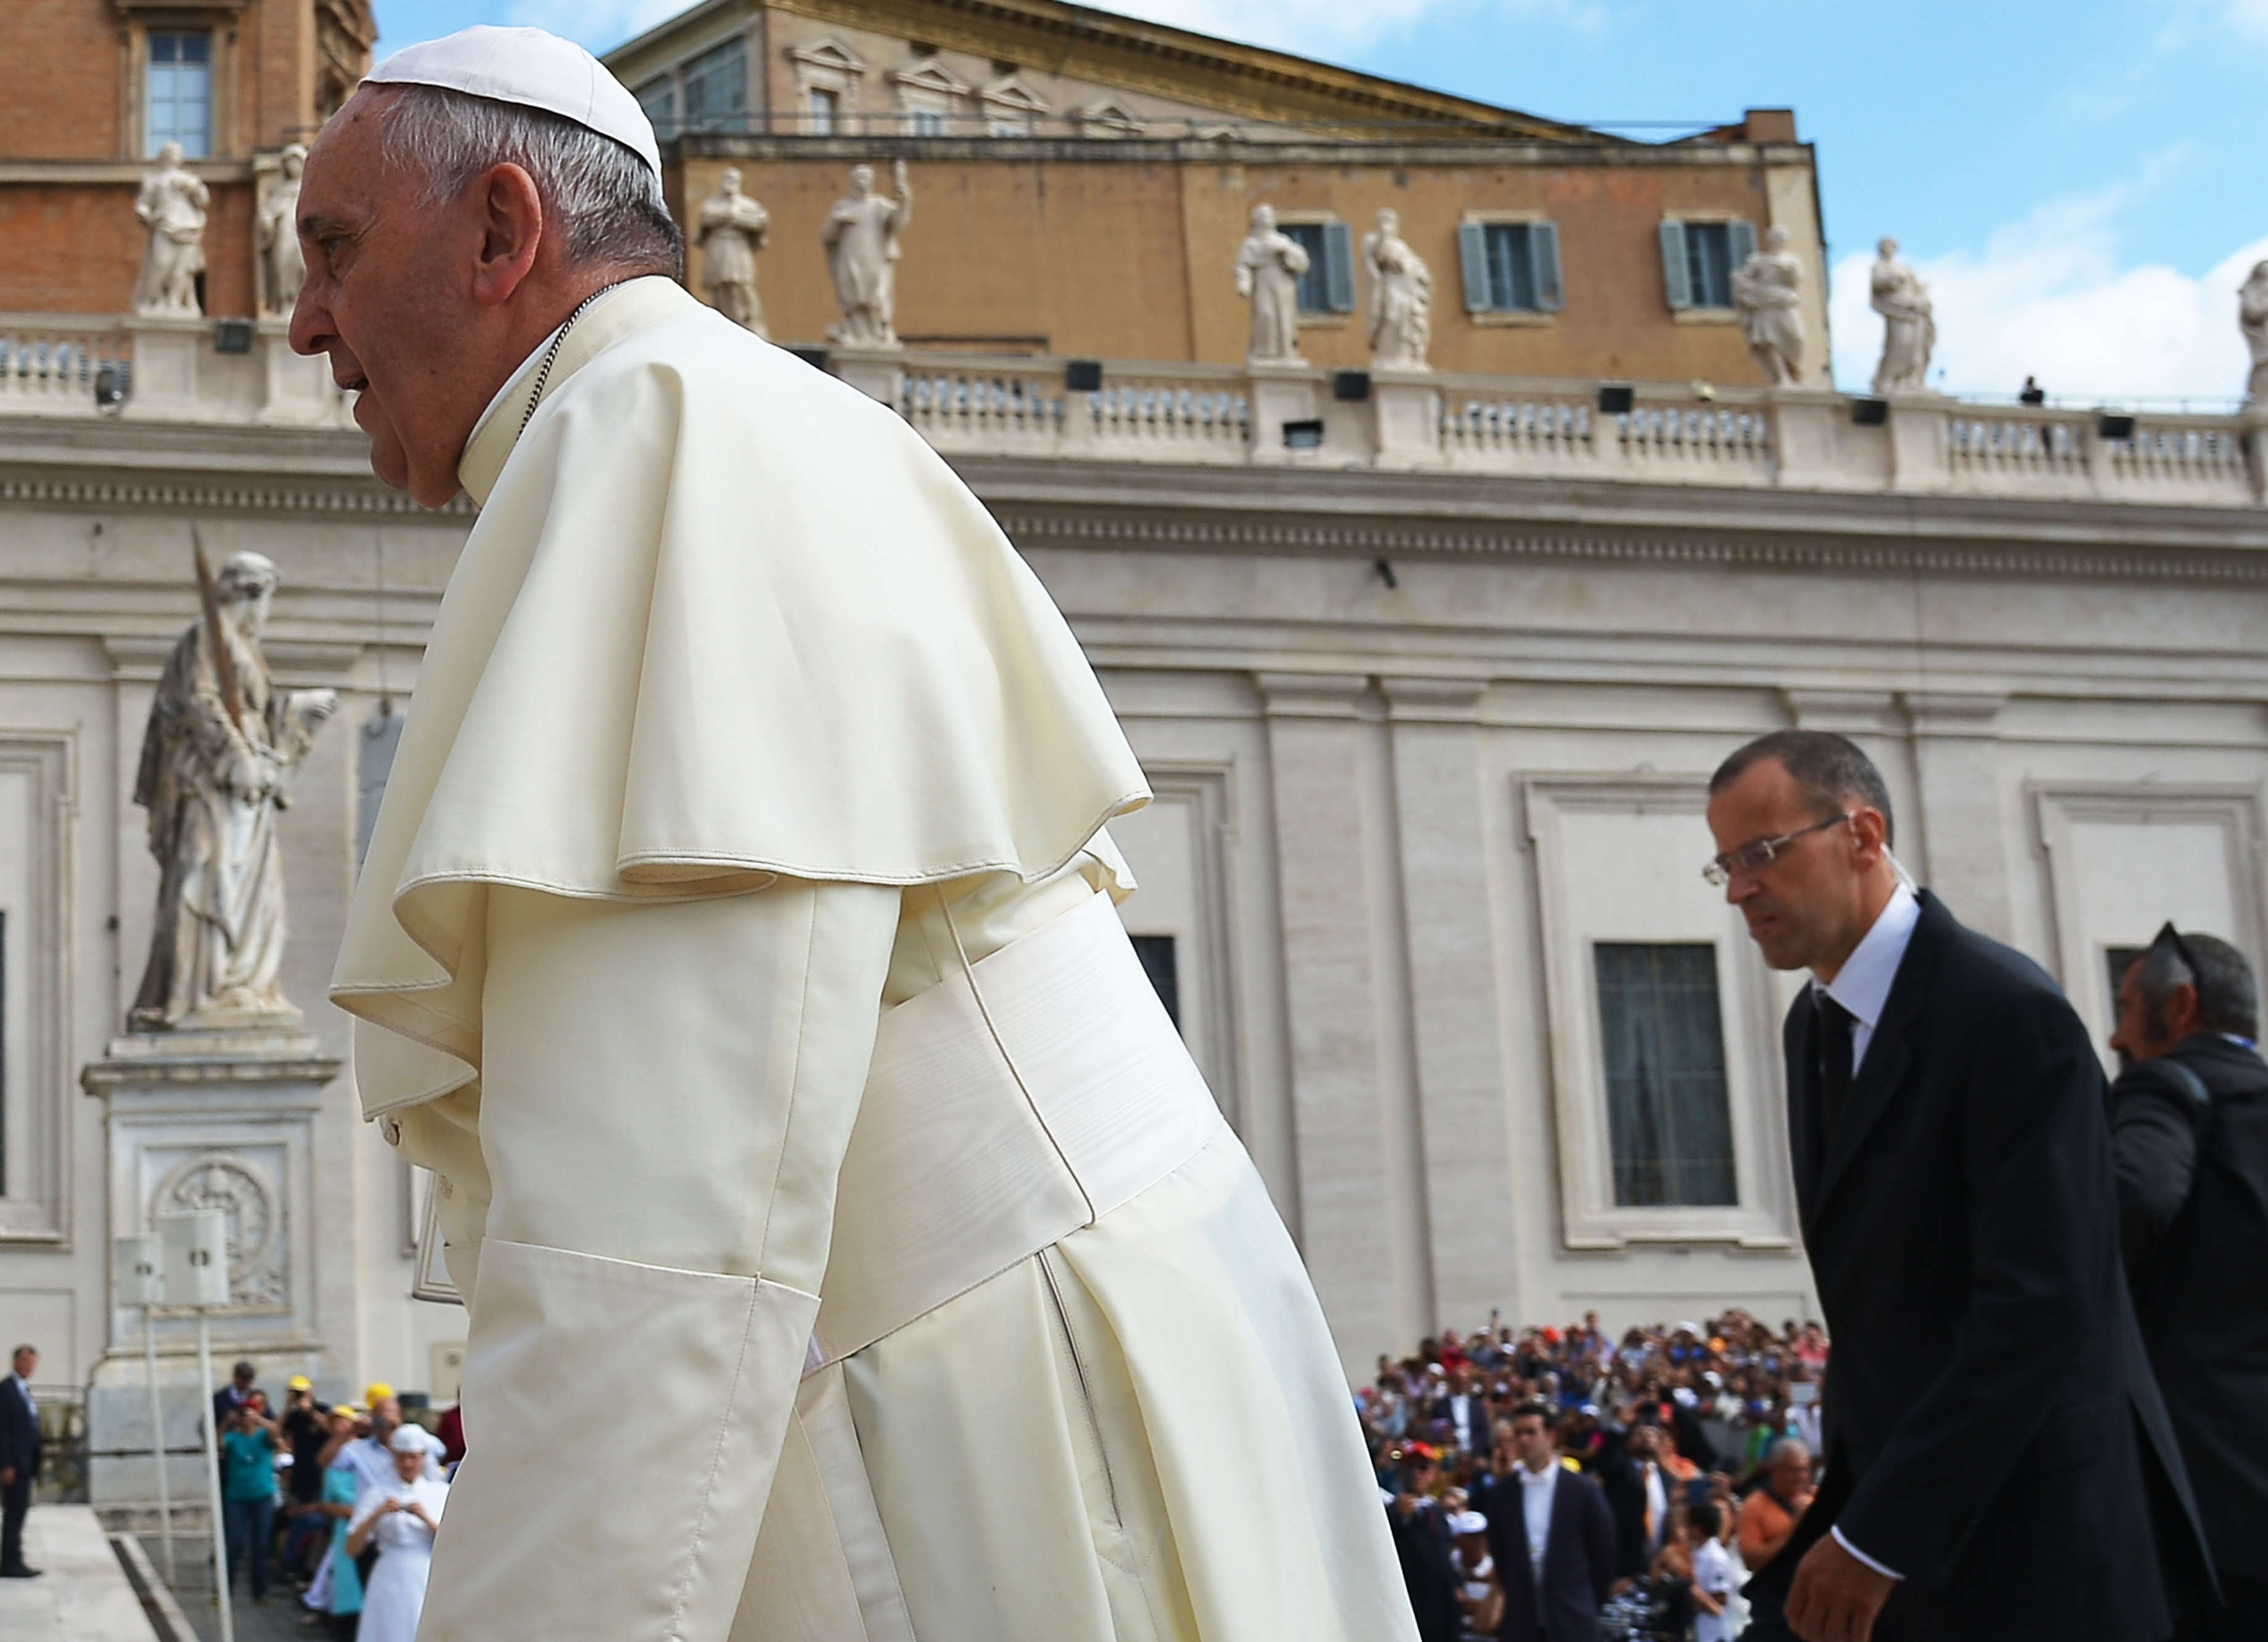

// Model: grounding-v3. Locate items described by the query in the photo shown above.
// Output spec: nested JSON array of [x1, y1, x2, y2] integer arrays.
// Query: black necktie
[[1816, 993, 1856, 1155]]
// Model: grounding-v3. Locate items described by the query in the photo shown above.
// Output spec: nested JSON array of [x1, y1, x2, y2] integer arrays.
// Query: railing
[[0, 317, 129, 417], [2, 313, 2257, 509]]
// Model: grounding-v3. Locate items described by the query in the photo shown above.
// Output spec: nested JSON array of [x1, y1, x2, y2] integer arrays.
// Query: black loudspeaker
[[1063, 358, 1103, 392], [211, 319, 253, 355], [1597, 382, 1635, 414], [1333, 369, 1372, 402], [2097, 413, 2136, 441], [1282, 419, 1325, 449], [1851, 397, 1889, 425]]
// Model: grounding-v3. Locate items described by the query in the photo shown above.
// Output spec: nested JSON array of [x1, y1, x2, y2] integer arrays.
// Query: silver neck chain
[[518, 282, 624, 437]]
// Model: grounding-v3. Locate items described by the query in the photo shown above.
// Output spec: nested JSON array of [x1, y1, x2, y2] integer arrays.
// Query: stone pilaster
[[1904, 691, 2012, 938]]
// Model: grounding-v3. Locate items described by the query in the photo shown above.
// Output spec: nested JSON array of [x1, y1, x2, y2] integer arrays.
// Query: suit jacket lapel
[[1789, 995, 1824, 1235], [1813, 892, 1950, 1217]]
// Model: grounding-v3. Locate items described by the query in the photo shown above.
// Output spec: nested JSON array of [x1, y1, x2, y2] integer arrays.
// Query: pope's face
[[289, 91, 496, 505]]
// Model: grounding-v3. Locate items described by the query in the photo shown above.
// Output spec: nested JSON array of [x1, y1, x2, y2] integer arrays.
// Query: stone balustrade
[[1, 310, 2258, 509]]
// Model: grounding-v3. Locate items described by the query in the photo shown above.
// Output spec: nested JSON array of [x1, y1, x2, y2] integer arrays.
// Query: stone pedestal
[[1886, 392, 1953, 492], [1247, 362, 1322, 464], [79, 1028, 342, 1505], [828, 344, 904, 406], [255, 320, 345, 427], [1369, 369, 1442, 468], [120, 318, 261, 424]]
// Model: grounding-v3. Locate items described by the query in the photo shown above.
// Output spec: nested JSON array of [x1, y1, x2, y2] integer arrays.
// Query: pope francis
[[296, 25, 1415, 1642]]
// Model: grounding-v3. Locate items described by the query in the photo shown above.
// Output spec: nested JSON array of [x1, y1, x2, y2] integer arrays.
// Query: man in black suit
[[1597, 1417, 1671, 1582], [1483, 1402, 1616, 1642], [1, 1344, 41, 1578], [2109, 927, 2268, 1638], [1706, 729, 2204, 1642]]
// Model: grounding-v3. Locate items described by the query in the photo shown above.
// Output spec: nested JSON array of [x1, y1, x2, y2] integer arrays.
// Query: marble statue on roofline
[[698, 168, 771, 337], [257, 144, 309, 317], [130, 548, 336, 1031], [1364, 208, 1433, 371], [1730, 224, 1806, 386], [823, 159, 912, 347], [2241, 260, 2268, 405], [1236, 203, 1309, 364], [134, 142, 209, 318], [1869, 237, 1936, 396]]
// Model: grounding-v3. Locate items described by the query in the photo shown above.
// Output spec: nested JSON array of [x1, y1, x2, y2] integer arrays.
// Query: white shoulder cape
[[331, 277, 1148, 1118]]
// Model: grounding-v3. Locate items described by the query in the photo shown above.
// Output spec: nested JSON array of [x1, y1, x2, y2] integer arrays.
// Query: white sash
[[810, 890, 1224, 1370]]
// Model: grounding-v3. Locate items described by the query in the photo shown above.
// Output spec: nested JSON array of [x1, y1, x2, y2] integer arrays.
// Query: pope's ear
[[470, 161, 544, 306]]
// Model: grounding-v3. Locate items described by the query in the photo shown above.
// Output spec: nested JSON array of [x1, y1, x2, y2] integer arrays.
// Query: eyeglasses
[[1702, 813, 1852, 887]]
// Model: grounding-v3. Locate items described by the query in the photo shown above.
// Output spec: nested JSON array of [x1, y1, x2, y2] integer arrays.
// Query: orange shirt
[[1737, 1487, 1807, 1566]]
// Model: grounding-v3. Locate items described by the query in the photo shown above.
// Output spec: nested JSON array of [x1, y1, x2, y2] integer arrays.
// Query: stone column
[[1904, 691, 2012, 939], [1380, 677, 1517, 1328], [1246, 363, 1323, 464], [1256, 672, 1431, 1374], [80, 1029, 342, 1506], [827, 344, 905, 406], [1369, 369, 1443, 469]]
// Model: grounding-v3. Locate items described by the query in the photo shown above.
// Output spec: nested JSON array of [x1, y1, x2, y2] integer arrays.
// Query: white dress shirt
[[1810, 883, 1920, 1583], [10, 1373, 33, 1413], [1812, 884, 1920, 1075], [1518, 1460, 1558, 1575]]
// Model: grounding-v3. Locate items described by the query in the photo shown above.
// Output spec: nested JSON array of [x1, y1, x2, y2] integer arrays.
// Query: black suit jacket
[[1749, 891, 2206, 1641], [0, 1377, 38, 1476], [1485, 1466, 1616, 1642], [2114, 1033, 2268, 1580]]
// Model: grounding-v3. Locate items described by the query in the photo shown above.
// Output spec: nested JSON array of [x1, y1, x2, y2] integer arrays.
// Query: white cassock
[[352, 1475, 449, 1642], [330, 276, 1415, 1642]]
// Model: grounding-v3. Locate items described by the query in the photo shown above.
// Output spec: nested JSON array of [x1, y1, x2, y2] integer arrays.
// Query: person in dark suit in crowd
[[1598, 1418, 1671, 1582], [1431, 1364, 1493, 1458], [213, 1359, 257, 1436], [2110, 926, 2268, 1640], [1484, 1401, 1616, 1642], [1, 1344, 42, 1578], [1386, 1443, 1463, 1642], [1706, 729, 2206, 1642]]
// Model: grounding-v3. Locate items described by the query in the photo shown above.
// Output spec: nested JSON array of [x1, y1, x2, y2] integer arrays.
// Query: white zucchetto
[[365, 25, 662, 180]]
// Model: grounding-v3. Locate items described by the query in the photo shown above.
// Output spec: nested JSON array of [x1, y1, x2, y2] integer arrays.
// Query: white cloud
[[1828, 189, 2268, 406], [504, 0, 690, 53], [2230, 0, 2268, 40]]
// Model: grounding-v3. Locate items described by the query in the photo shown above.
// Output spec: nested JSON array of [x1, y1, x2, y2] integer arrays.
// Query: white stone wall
[[5, 411, 2267, 1404]]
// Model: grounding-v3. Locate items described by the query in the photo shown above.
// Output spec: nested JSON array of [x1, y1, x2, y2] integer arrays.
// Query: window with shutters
[[1276, 218, 1356, 317], [1658, 218, 1756, 313], [1456, 217, 1563, 317], [1594, 942, 1738, 1208], [146, 32, 213, 158], [682, 36, 748, 132]]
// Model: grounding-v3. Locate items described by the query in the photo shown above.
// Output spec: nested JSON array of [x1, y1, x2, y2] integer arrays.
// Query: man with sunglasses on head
[[1704, 729, 2205, 1642], [2110, 927, 2268, 1640]]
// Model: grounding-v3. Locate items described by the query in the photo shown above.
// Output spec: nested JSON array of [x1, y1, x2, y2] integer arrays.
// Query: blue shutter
[[1728, 219, 1758, 274], [1659, 220, 1692, 310], [1532, 220, 1563, 312], [1322, 221, 1356, 313], [1459, 221, 1491, 313]]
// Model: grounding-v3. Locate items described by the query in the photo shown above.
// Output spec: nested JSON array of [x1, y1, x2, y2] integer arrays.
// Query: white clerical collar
[[462, 321, 567, 457], [1814, 884, 1920, 1037], [1519, 1461, 1557, 1487]]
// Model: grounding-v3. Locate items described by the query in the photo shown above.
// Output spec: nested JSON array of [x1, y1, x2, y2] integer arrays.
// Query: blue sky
[[374, 0, 2268, 403]]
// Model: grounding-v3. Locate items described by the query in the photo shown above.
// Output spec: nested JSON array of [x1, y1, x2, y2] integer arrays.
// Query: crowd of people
[[1361, 1312, 1830, 1641], [208, 1360, 460, 1637]]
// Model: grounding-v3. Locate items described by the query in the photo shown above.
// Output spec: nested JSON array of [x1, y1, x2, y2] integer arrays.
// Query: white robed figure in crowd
[[130, 550, 337, 1029], [295, 25, 1414, 1642], [347, 1427, 449, 1642], [1235, 203, 1308, 363]]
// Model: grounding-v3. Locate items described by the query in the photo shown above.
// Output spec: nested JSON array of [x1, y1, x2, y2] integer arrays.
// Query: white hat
[[387, 1424, 429, 1455], [366, 25, 662, 180], [1450, 1511, 1489, 1536]]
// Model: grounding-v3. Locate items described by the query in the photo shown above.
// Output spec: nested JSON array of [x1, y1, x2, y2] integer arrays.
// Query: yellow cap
[[364, 1382, 394, 1404], [287, 1375, 313, 1391]]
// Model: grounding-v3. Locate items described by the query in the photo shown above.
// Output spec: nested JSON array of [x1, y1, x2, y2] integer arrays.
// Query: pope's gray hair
[[372, 83, 682, 277]]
